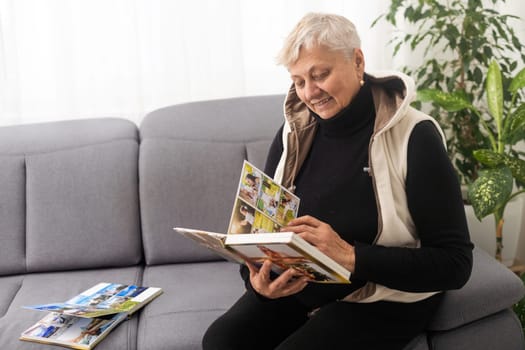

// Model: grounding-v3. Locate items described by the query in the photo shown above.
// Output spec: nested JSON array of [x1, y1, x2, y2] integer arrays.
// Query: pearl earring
[[359, 78, 365, 86]]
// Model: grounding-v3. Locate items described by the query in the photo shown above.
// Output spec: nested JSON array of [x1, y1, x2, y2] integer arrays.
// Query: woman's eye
[[313, 71, 329, 81], [294, 80, 305, 89]]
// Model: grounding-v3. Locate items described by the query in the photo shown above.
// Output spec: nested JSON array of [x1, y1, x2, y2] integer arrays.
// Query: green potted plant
[[373, 0, 525, 186], [418, 60, 525, 261]]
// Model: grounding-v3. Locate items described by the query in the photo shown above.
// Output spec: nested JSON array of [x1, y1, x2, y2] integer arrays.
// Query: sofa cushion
[[0, 118, 142, 273], [138, 262, 244, 350], [140, 138, 246, 264], [0, 118, 138, 154], [429, 309, 525, 350], [0, 156, 26, 275], [0, 267, 145, 350], [139, 95, 285, 143], [139, 95, 285, 265], [25, 140, 142, 272], [429, 247, 525, 330]]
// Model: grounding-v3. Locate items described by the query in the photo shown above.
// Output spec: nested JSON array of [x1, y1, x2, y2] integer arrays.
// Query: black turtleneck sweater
[[256, 80, 473, 308], [293, 82, 377, 246]]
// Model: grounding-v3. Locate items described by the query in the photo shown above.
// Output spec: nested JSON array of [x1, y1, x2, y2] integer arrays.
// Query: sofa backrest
[[0, 118, 143, 275], [139, 95, 285, 265]]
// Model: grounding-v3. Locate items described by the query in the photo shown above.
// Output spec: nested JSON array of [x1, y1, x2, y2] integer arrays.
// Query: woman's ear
[[353, 48, 365, 70]]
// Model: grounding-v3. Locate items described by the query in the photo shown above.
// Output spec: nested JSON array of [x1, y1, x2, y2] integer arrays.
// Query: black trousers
[[202, 291, 443, 350]]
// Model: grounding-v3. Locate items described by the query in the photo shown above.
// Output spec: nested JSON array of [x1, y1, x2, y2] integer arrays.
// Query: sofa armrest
[[429, 247, 525, 330]]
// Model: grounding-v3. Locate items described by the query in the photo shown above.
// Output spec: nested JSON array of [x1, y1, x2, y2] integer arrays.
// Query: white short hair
[[276, 13, 361, 68]]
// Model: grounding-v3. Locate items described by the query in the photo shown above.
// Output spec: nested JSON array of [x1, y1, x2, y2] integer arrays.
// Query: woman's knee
[[202, 317, 236, 350], [202, 292, 308, 350]]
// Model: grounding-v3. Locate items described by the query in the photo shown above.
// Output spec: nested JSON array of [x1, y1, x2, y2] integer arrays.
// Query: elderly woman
[[203, 13, 473, 350]]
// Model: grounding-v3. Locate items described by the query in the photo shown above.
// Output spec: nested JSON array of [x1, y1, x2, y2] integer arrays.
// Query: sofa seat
[[0, 267, 143, 350], [138, 262, 244, 350]]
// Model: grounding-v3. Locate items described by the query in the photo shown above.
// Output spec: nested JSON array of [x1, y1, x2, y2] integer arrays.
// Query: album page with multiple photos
[[174, 160, 351, 284]]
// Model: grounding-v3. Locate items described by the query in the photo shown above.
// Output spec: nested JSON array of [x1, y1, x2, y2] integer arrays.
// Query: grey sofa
[[0, 95, 523, 350]]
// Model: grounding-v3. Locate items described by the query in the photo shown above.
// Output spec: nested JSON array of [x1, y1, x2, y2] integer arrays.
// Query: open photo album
[[174, 160, 351, 284], [20, 282, 162, 349]]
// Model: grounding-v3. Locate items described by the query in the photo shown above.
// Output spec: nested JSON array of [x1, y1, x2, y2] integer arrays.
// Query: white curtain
[[0, 0, 523, 126]]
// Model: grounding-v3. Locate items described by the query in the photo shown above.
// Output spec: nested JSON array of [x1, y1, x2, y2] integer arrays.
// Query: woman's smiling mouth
[[313, 97, 332, 108]]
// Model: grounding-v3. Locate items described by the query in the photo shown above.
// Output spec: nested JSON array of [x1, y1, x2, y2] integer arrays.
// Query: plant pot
[[465, 196, 524, 266]]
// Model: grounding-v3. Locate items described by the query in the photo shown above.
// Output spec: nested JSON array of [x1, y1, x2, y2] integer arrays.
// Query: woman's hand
[[246, 260, 309, 299], [283, 215, 356, 273]]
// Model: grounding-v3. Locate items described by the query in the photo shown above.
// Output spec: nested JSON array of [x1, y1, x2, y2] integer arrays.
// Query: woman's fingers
[[248, 260, 309, 299], [280, 215, 356, 272], [286, 215, 320, 227]]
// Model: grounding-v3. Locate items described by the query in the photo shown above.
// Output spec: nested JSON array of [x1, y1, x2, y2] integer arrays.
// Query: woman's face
[[289, 45, 364, 119]]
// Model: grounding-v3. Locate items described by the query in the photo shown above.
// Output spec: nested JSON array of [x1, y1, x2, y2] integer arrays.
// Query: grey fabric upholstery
[[0, 98, 523, 349], [0, 268, 143, 350], [0, 118, 138, 154], [0, 118, 142, 274], [25, 140, 142, 271], [0, 118, 144, 349], [139, 262, 244, 350], [139, 96, 284, 265], [429, 309, 525, 350], [0, 156, 26, 275], [429, 247, 525, 330]]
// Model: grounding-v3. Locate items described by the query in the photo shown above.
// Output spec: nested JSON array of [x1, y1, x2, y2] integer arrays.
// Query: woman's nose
[[304, 81, 321, 100]]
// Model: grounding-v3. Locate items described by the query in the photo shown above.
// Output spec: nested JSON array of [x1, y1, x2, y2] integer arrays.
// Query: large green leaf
[[509, 67, 525, 93], [467, 167, 513, 220], [505, 103, 525, 144], [472, 149, 505, 167], [486, 60, 504, 127], [417, 89, 473, 112], [503, 156, 525, 183]]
